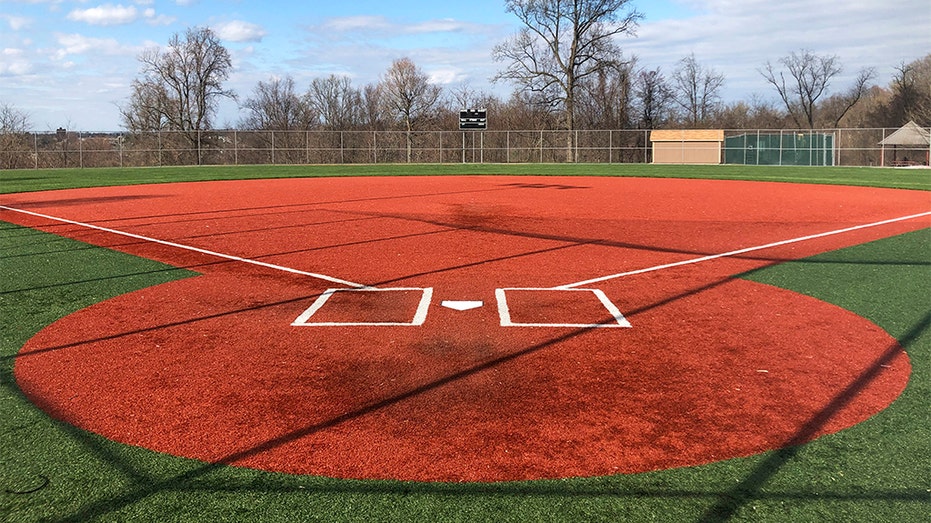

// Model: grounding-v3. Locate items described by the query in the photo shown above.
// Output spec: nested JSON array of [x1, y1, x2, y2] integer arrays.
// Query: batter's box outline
[[292, 287, 433, 327], [495, 288, 632, 328]]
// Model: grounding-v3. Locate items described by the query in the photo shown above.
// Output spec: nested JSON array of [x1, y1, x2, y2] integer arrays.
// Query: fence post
[[609, 130, 613, 164], [643, 130, 649, 163], [778, 130, 783, 166], [835, 129, 840, 166], [808, 131, 813, 167], [540, 130, 543, 163], [755, 129, 760, 165]]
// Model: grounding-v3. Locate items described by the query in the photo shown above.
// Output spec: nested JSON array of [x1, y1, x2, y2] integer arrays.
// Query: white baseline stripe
[[557, 211, 931, 289], [0, 205, 369, 289]]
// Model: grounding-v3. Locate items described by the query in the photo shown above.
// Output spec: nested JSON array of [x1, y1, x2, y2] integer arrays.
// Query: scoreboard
[[459, 109, 487, 130]]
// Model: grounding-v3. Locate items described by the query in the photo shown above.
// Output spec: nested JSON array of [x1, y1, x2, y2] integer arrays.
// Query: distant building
[[650, 130, 724, 165], [879, 121, 930, 167]]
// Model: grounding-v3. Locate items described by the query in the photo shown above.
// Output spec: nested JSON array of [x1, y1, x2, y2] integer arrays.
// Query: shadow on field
[[11, 276, 927, 522], [2, 217, 929, 522], [697, 313, 929, 522]]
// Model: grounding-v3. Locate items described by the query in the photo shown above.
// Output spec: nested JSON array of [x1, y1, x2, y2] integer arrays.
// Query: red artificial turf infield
[[4, 175, 930, 482]]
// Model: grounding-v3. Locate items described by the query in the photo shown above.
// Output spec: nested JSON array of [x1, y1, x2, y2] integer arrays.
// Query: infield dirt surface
[[3, 176, 929, 482]]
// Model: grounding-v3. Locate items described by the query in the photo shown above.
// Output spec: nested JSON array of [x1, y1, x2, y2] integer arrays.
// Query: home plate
[[441, 300, 484, 311]]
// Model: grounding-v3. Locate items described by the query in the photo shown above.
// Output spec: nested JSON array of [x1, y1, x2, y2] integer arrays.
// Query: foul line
[[557, 211, 931, 289], [0, 205, 369, 289]]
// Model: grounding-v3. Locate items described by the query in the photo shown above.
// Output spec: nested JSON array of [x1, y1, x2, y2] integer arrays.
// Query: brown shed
[[650, 129, 724, 164]]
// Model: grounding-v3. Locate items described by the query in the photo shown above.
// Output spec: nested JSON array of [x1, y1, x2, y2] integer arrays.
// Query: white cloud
[[0, 48, 34, 76], [409, 19, 471, 34], [292, 15, 511, 100], [322, 16, 391, 33], [214, 20, 267, 43], [428, 67, 468, 85], [67, 4, 140, 26], [53, 33, 128, 60], [320, 15, 486, 37], [2, 15, 33, 31], [144, 8, 175, 26], [624, 0, 931, 99]]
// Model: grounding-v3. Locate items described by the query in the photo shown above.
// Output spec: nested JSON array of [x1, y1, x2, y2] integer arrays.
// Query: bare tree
[[672, 53, 725, 127], [380, 58, 443, 162], [634, 67, 674, 129], [761, 50, 837, 129], [0, 102, 30, 133], [240, 76, 314, 130], [760, 49, 874, 129], [120, 27, 234, 162], [576, 60, 636, 129], [122, 79, 171, 131], [890, 55, 931, 124], [715, 95, 788, 129], [493, 0, 642, 161], [448, 82, 498, 114], [496, 90, 560, 131], [0, 101, 32, 169], [306, 75, 363, 130], [359, 83, 387, 131], [824, 67, 877, 128]]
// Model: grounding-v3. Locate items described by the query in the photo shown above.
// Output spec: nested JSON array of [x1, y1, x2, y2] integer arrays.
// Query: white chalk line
[[556, 211, 931, 289], [5, 205, 929, 327], [292, 287, 433, 327], [0, 205, 369, 289]]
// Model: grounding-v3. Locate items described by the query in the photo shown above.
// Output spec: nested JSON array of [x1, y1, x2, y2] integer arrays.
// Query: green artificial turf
[[1, 166, 929, 521], [1, 163, 929, 193]]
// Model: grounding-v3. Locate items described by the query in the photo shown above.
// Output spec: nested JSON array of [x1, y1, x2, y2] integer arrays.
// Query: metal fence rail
[[1, 128, 928, 169]]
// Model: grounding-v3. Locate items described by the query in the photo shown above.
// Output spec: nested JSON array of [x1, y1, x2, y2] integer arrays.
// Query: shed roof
[[650, 129, 724, 142], [879, 121, 930, 146]]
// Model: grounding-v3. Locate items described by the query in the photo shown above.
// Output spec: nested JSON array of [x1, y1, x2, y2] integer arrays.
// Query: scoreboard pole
[[459, 109, 487, 164]]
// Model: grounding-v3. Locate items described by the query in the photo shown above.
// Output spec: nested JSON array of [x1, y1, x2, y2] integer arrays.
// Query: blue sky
[[1, 0, 928, 130]]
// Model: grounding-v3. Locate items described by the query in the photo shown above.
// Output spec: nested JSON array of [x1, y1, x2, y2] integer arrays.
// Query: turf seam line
[[556, 210, 931, 289], [0, 205, 369, 289]]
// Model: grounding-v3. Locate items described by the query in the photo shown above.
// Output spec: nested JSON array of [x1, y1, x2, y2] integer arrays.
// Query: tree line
[[3, 0, 930, 163]]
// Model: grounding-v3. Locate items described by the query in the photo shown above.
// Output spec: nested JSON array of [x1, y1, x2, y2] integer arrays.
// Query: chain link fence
[[1, 128, 928, 169]]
